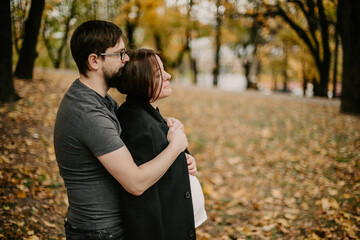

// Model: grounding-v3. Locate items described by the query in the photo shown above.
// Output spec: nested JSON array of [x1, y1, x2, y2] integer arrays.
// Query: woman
[[116, 49, 207, 240]]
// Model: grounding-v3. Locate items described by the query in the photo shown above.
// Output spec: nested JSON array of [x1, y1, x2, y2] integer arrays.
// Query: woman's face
[[154, 55, 172, 100]]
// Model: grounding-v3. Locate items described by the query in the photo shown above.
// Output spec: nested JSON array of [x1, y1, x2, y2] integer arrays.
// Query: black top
[[116, 95, 196, 240]]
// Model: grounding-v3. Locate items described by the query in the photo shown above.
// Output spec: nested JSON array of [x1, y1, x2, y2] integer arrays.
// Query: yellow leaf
[[329, 198, 339, 209], [343, 193, 351, 199], [242, 226, 250, 234], [17, 191, 26, 198]]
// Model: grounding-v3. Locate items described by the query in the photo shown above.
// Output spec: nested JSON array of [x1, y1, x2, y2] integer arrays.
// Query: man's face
[[102, 39, 129, 88]]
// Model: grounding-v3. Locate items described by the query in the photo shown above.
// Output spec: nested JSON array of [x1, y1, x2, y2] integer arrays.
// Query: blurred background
[[7, 0, 347, 100]]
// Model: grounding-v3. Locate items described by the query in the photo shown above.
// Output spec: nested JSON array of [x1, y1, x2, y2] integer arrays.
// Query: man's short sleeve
[[79, 110, 125, 157]]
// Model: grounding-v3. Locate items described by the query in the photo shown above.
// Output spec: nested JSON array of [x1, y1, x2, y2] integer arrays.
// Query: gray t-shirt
[[54, 79, 125, 230]]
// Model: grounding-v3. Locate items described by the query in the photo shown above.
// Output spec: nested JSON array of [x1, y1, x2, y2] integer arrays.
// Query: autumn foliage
[[0, 69, 359, 239]]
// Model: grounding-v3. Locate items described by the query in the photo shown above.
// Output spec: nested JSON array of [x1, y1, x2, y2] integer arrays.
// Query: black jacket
[[116, 96, 196, 240]]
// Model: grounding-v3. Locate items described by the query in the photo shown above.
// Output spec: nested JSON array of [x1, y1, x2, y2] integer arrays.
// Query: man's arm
[[98, 126, 187, 196]]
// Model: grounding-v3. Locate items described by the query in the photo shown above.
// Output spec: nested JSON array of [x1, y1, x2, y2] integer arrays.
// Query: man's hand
[[186, 153, 197, 176], [164, 117, 184, 131]]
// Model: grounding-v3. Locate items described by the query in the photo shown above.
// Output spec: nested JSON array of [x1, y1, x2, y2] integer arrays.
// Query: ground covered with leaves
[[0, 69, 359, 239]]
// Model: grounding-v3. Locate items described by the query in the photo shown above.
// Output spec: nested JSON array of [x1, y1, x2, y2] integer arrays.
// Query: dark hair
[[70, 20, 124, 77], [117, 49, 163, 102]]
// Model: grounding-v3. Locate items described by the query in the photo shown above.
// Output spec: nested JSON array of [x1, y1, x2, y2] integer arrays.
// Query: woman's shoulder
[[117, 101, 149, 118], [116, 101, 156, 128]]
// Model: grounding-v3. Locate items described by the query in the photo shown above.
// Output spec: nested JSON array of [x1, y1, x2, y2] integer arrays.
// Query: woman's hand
[[167, 126, 188, 153], [164, 117, 184, 131], [186, 153, 197, 176]]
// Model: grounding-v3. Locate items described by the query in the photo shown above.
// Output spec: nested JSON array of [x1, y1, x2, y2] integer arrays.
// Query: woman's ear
[[87, 53, 100, 70]]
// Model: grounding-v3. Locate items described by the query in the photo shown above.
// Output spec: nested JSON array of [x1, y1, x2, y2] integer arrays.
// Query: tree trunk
[[0, 0, 19, 102], [272, 72, 277, 92], [125, 20, 136, 49], [213, 0, 221, 87], [14, 0, 45, 79], [245, 16, 261, 89], [244, 60, 251, 88], [124, 0, 139, 49], [282, 43, 288, 92], [191, 58, 198, 84], [318, 63, 330, 96], [332, 28, 339, 98], [338, 0, 360, 114], [302, 58, 308, 97], [317, 0, 331, 97]]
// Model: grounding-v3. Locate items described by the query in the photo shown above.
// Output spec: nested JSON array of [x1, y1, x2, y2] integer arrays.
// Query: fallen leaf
[[16, 191, 27, 198], [43, 220, 56, 228]]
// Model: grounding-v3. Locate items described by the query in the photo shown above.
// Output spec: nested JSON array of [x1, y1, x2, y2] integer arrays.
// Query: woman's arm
[[98, 126, 188, 196], [165, 117, 198, 175], [186, 153, 198, 176], [164, 117, 184, 131]]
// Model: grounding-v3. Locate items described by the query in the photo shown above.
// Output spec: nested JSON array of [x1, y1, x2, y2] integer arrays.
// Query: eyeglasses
[[97, 49, 127, 61]]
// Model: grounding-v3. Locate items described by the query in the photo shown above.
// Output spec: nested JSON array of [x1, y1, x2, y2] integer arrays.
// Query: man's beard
[[104, 66, 124, 88]]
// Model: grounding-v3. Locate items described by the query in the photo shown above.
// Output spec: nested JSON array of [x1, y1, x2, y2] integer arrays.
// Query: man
[[54, 20, 196, 239]]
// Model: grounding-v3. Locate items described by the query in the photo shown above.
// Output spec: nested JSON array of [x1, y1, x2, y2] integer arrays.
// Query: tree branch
[[266, 3, 321, 68], [317, 0, 330, 63], [305, 0, 320, 52], [288, 0, 319, 53]]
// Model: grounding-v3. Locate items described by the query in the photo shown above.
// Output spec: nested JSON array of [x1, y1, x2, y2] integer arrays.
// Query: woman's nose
[[164, 71, 171, 81]]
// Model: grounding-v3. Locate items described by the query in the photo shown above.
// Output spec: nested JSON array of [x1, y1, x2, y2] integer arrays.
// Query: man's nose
[[123, 54, 130, 62]]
